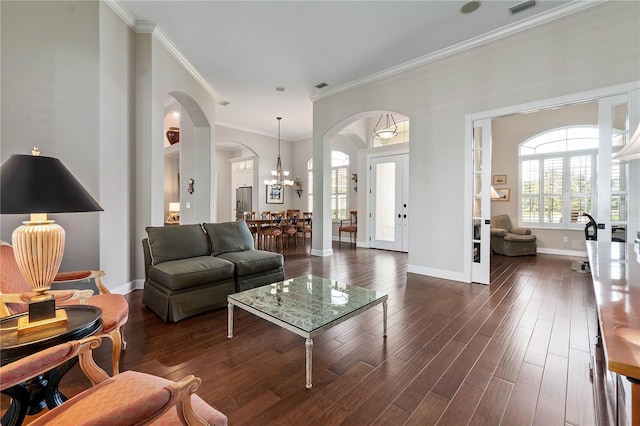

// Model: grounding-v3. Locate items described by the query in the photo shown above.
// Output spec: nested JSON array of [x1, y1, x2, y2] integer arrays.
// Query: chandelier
[[264, 117, 294, 189], [373, 114, 398, 139]]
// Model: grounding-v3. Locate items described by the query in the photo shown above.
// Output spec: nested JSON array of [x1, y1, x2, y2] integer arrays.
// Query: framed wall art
[[492, 174, 507, 185], [266, 184, 284, 204], [493, 188, 510, 202]]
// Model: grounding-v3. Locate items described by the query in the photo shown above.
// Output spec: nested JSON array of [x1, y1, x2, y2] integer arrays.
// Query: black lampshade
[[0, 154, 103, 214]]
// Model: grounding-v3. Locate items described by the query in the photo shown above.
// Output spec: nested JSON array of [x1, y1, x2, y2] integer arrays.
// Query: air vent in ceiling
[[218, 100, 230, 107], [509, 0, 537, 15], [315, 82, 328, 89]]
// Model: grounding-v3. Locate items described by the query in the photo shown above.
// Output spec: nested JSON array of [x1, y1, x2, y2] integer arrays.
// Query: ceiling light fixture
[[264, 117, 294, 189], [373, 114, 399, 139]]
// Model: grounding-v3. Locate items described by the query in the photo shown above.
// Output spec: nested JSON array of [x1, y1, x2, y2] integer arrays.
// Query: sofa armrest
[[510, 227, 532, 235], [490, 228, 507, 237]]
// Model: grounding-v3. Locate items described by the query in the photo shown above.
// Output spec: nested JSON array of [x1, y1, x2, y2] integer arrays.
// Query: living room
[[1, 1, 639, 424]]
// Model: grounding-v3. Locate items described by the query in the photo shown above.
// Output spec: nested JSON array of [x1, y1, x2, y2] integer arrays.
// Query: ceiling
[[118, 0, 583, 141]]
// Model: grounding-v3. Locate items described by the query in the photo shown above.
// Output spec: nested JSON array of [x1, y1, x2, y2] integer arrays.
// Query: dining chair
[[0, 336, 227, 425], [338, 210, 357, 245], [0, 242, 129, 375], [261, 212, 283, 251], [298, 212, 313, 247], [283, 210, 299, 247]]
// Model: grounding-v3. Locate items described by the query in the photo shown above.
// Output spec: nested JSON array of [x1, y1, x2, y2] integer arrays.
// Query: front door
[[370, 154, 409, 252]]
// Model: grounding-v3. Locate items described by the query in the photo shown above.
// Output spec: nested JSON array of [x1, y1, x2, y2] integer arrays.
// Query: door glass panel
[[375, 162, 396, 242], [611, 103, 627, 241]]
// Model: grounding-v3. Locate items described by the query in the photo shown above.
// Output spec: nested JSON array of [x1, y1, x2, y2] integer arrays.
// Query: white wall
[[312, 1, 640, 280]]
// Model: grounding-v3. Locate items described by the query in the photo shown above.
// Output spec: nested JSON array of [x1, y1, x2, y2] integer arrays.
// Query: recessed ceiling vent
[[509, 0, 537, 15], [315, 82, 328, 89], [218, 100, 230, 106]]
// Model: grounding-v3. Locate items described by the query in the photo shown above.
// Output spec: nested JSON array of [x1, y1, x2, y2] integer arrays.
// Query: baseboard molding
[[537, 247, 587, 257], [311, 248, 333, 257], [110, 279, 144, 295], [407, 264, 468, 283]]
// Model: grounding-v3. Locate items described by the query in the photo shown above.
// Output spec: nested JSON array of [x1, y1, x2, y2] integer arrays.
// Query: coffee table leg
[[305, 338, 313, 389], [227, 303, 234, 338], [383, 300, 388, 337]]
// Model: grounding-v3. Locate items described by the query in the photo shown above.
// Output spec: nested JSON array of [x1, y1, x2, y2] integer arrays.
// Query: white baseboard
[[311, 248, 333, 257], [110, 279, 144, 295], [536, 247, 587, 257], [407, 264, 468, 283]]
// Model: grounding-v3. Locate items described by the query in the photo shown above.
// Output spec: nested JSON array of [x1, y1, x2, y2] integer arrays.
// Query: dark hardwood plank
[[9, 244, 608, 426]]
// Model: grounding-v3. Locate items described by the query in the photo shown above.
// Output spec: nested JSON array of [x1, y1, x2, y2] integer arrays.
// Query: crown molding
[[103, 0, 218, 99], [311, 0, 606, 102], [103, 0, 136, 28]]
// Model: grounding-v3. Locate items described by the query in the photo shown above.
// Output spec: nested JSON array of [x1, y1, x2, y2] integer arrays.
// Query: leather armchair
[[490, 214, 537, 256]]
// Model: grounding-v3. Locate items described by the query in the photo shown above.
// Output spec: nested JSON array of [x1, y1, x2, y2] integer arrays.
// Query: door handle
[[397, 214, 401, 218]]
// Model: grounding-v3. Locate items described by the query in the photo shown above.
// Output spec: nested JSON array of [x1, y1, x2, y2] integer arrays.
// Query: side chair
[[0, 243, 129, 375], [338, 210, 358, 245], [0, 336, 228, 425]]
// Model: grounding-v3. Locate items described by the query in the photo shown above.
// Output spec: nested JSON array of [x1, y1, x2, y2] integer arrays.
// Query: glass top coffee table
[[227, 274, 388, 389]]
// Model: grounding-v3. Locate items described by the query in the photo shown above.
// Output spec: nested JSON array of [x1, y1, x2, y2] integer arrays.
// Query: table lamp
[[0, 148, 103, 333]]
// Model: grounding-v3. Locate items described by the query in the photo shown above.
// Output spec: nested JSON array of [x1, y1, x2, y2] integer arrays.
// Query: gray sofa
[[142, 221, 284, 322]]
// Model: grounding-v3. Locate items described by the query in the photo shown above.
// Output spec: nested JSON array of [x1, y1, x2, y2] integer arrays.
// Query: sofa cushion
[[148, 256, 235, 291], [216, 250, 283, 277], [202, 221, 255, 256], [146, 224, 210, 265]]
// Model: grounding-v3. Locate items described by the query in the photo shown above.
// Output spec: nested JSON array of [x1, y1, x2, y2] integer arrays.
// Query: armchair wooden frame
[[0, 244, 128, 375], [0, 336, 227, 425]]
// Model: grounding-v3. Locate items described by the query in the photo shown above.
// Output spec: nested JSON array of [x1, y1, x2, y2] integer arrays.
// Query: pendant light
[[264, 117, 294, 189], [373, 114, 398, 139]]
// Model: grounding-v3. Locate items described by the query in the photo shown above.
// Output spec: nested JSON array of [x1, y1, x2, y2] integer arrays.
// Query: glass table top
[[228, 275, 386, 333]]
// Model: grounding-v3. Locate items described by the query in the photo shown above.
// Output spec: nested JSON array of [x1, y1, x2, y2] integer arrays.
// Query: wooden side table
[[1, 305, 102, 426]]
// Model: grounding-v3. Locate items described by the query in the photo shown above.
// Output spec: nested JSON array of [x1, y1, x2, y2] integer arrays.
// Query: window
[[307, 151, 349, 220], [519, 127, 598, 227]]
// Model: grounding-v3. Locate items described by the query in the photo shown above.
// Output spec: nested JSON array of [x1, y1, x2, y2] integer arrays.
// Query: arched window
[[519, 126, 598, 227], [307, 151, 349, 220]]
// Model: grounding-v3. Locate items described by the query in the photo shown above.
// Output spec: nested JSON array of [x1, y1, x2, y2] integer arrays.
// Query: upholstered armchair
[[490, 215, 537, 256], [0, 336, 228, 425], [0, 243, 129, 375]]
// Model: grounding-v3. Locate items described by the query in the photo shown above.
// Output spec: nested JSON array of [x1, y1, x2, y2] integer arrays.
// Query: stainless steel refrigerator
[[235, 186, 252, 220]]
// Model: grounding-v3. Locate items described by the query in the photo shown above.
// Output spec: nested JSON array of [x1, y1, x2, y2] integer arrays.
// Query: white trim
[[312, 1, 605, 102], [102, 0, 136, 28], [311, 248, 333, 257], [469, 82, 640, 121], [536, 248, 587, 257], [103, 1, 218, 99], [407, 265, 469, 284], [111, 279, 143, 295]]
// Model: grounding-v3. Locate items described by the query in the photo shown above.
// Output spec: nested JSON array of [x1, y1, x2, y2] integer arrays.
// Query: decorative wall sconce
[[187, 178, 195, 194], [294, 178, 303, 198], [352, 173, 358, 192]]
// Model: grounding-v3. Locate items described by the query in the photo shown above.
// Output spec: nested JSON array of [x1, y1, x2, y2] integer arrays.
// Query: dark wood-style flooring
[[19, 242, 599, 425]]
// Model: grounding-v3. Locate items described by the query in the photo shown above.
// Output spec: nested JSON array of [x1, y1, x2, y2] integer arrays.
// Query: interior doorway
[[468, 83, 638, 285]]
